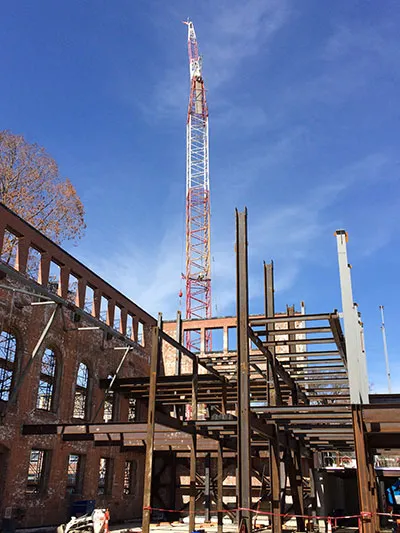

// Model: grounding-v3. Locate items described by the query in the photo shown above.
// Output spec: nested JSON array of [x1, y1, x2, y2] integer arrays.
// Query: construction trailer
[[0, 202, 400, 533]]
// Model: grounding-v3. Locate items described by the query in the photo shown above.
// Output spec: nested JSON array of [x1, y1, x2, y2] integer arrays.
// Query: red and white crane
[[183, 20, 211, 352]]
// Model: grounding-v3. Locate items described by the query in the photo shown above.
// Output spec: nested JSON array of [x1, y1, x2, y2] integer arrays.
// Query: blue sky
[[1, 1, 400, 392]]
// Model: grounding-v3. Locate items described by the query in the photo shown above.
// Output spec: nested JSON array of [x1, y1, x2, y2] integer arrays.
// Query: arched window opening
[[0, 331, 17, 402], [37, 348, 57, 411], [73, 363, 89, 419]]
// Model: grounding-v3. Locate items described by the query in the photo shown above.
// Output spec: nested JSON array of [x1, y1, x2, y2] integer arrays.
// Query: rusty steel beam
[[204, 452, 211, 522], [189, 355, 199, 533], [329, 314, 347, 365], [142, 326, 160, 533], [362, 406, 400, 424], [249, 313, 335, 326], [175, 310, 183, 375], [280, 358, 342, 366], [256, 326, 332, 336], [263, 337, 336, 346], [270, 425, 281, 533], [217, 441, 224, 533], [236, 209, 252, 533], [352, 405, 378, 533], [264, 260, 282, 406], [263, 261, 282, 533]]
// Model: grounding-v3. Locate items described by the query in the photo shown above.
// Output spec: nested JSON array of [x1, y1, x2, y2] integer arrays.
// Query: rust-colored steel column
[[352, 405, 378, 533], [217, 441, 224, 533], [264, 260, 282, 533], [189, 356, 198, 533], [175, 310, 183, 375], [204, 452, 211, 522], [236, 209, 252, 533], [142, 326, 160, 533], [174, 310, 183, 420], [308, 455, 318, 529], [270, 427, 282, 533]]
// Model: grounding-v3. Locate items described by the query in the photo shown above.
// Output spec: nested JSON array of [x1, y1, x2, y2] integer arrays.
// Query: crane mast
[[184, 20, 211, 352]]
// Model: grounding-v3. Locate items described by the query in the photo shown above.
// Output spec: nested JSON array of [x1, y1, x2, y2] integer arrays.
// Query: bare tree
[[0, 130, 86, 260]]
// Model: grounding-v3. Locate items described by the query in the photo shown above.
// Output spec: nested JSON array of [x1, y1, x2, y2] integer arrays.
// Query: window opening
[[37, 348, 56, 411], [66, 454, 83, 494], [26, 247, 41, 281], [84, 285, 95, 315], [114, 305, 121, 332], [98, 457, 111, 495], [184, 329, 201, 353], [126, 314, 134, 340], [206, 328, 223, 353], [1, 229, 18, 267], [68, 273, 79, 304], [100, 295, 109, 323], [124, 460, 137, 495], [228, 327, 237, 352], [128, 398, 136, 422], [26, 449, 49, 494], [73, 363, 89, 419], [137, 321, 144, 346], [0, 330, 17, 402], [48, 261, 61, 294], [103, 390, 114, 423]]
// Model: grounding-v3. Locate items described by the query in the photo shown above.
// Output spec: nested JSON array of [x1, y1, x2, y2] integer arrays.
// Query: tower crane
[[183, 20, 212, 352]]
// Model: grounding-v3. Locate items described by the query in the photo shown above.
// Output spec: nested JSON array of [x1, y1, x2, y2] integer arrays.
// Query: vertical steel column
[[335, 231, 369, 404], [175, 310, 183, 375], [189, 355, 198, 533], [284, 438, 305, 532], [175, 310, 183, 420], [270, 430, 282, 533], [264, 261, 282, 533], [308, 455, 317, 529], [264, 261, 282, 405], [170, 451, 177, 513], [352, 406, 378, 533], [217, 441, 224, 533], [142, 326, 160, 533], [205, 453, 211, 522], [236, 209, 252, 533]]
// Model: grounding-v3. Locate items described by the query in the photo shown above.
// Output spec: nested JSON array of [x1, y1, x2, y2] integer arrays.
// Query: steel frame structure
[[5, 204, 399, 533], [184, 20, 211, 352]]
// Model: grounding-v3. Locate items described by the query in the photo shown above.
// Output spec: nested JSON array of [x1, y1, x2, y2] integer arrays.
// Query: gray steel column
[[236, 209, 252, 533], [335, 230, 369, 404]]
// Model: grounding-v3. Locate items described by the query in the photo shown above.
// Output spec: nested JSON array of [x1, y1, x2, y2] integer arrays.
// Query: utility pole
[[379, 305, 392, 394]]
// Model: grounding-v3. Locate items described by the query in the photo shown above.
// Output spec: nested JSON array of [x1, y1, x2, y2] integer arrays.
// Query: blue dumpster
[[70, 500, 96, 517]]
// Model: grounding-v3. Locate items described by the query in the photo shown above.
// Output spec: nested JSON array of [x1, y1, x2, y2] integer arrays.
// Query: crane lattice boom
[[184, 20, 211, 352]]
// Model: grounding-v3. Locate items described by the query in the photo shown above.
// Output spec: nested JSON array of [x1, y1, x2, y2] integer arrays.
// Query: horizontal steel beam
[[255, 326, 332, 336], [263, 337, 336, 346], [249, 313, 336, 326]]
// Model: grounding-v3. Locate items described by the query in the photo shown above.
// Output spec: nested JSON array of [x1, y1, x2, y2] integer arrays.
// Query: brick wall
[[0, 203, 154, 527]]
